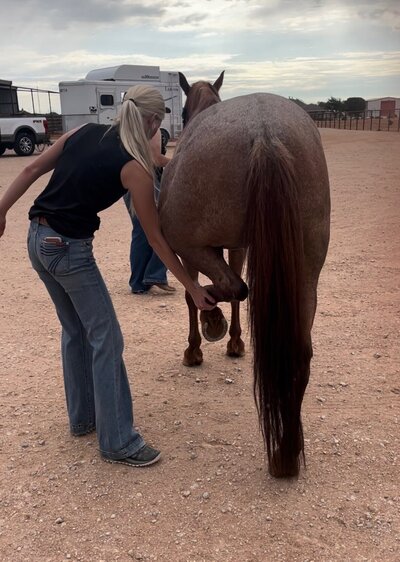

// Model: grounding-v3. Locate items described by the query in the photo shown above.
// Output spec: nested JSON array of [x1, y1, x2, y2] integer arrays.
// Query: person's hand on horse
[[190, 285, 216, 311]]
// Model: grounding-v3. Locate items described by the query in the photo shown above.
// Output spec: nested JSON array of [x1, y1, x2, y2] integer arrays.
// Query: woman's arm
[[0, 128, 80, 238], [149, 128, 171, 168], [121, 159, 215, 311]]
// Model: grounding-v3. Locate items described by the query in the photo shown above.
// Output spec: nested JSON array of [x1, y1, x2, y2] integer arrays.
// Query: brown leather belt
[[33, 216, 49, 226]]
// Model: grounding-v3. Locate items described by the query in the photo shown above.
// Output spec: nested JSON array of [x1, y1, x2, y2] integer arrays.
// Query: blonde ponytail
[[115, 85, 166, 178]]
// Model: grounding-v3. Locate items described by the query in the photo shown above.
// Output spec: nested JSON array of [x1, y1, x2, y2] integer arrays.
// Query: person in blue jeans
[[123, 127, 175, 294], [0, 85, 215, 468]]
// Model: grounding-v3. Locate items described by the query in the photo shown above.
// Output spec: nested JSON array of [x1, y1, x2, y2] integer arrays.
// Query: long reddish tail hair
[[245, 136, 310, 477]]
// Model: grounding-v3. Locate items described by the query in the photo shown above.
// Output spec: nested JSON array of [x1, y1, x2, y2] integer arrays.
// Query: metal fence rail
[[0, 83, 60, 118], [309, 109, 400, 132]]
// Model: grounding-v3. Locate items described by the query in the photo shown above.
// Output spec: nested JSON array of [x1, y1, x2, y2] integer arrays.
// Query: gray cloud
[[167, 13, 208, 26], [0, 0, 398, 105], [2, 0, 165, 29], [250, 0, 400, 28]]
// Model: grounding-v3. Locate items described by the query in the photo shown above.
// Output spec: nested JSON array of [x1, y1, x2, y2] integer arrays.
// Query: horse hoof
[[183, 348, 203, 367], [226, 339, 245, 357], [200, 307, 228, 342]]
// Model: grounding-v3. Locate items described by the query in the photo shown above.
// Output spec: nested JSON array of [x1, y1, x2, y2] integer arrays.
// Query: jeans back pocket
[[40, 237, 69, 275]]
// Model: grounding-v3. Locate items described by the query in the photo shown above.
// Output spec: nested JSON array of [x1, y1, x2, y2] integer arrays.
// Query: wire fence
[[309, 109, 400, 132]]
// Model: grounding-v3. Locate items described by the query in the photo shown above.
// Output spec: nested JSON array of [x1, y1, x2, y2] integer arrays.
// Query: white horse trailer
[[59, 65, 183, 142]]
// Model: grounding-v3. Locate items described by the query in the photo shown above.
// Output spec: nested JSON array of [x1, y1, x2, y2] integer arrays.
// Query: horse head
[[179, 71, 225, 127]]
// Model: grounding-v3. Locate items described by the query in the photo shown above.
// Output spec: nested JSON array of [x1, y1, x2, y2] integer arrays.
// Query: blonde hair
[[115, 84, 166, 177]]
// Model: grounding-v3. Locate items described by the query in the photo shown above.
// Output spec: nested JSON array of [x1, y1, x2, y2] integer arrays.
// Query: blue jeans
[[123, 193, 167, 293], [27, 220, 144, 460]]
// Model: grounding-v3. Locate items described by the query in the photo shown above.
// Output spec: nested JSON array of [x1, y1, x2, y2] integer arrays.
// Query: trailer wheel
[[0, 144, 6, 156], [14, 132, 35, 156], [160, 128, 170, 155]]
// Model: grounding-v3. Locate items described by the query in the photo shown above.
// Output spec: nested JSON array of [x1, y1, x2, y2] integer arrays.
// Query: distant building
[[366, 97, 400, 117]]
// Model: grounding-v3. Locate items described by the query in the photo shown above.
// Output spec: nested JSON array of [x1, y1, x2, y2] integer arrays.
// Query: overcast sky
[[0, 0, 399, 108]]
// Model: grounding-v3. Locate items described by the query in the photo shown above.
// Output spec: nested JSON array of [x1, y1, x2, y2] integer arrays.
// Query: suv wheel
[[160, 128, 170, 154]]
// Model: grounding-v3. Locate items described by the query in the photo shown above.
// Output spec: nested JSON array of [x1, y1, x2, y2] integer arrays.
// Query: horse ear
[[213, 71, 225, 92], [179, 72, 191, 95]]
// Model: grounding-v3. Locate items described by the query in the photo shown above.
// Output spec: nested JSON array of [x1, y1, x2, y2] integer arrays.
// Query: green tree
[[343, 97, 366, 113], [325, 97, 344, 112]]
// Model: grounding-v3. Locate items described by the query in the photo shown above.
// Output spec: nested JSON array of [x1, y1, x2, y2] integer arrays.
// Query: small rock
[[181, 490, 191, 497], [202, 492, 210, 500], [55, 517, 64, 524], [373, 352, 382, 359], [225, 378, 234, 384]]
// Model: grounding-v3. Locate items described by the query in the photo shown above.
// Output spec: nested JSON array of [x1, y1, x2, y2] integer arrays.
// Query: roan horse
[[159, 73, 331, 477]]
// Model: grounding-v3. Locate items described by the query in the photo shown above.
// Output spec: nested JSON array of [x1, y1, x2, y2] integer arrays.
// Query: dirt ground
[[0, 129, 399, 562]]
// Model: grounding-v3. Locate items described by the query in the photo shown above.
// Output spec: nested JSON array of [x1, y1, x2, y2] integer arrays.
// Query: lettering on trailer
[[141, 74, 159, 79]]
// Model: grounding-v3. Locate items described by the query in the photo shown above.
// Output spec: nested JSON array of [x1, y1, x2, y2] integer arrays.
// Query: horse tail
[[245, 136, 309, 478]]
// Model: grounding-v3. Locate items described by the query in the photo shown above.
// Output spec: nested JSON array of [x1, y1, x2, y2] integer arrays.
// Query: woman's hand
[[189, 285, 216, 311]]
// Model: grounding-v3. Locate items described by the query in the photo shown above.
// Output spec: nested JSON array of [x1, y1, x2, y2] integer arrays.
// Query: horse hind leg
[[182, 262, 203, 367], [178, 247, 248, 344], [226, 248, 246, 357]]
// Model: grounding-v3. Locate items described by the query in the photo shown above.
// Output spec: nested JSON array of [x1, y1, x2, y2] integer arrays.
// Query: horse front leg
[[182, 262, 203, 367], [226, 249, 246, 357]]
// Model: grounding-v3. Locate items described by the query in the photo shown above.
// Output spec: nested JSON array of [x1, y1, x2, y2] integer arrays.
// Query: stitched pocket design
[[40, 239, 69, 275]]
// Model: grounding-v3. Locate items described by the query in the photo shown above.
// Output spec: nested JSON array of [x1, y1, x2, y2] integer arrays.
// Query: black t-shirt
[[29, 123, 133, 238]]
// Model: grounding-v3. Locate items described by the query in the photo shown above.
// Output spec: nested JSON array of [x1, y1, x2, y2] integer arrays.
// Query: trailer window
[[100, 94, 114, 106]]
